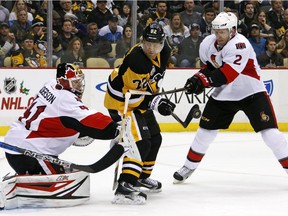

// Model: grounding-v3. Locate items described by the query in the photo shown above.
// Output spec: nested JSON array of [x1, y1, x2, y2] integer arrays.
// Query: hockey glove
[[184, 72, 210, 95], [150, 95, 176, 116]]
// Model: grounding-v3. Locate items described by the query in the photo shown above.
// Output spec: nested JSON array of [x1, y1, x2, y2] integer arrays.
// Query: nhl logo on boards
[[4, 77, 17, 94]]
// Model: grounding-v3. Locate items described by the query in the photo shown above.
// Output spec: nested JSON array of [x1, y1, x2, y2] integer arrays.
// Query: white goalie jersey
[[200, 33, 267, 101], [4, 79, 113, 156]]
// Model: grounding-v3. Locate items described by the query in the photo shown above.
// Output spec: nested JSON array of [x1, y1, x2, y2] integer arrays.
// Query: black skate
[[135, 178, 162, 193], [112, 181, 147, 205]]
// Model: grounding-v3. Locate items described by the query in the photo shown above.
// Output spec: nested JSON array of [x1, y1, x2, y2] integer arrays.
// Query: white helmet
[[212, 12, 238, 33]]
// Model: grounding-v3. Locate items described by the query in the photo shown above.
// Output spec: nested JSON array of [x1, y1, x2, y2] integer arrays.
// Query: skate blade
[[112, 194, 146, 205], [173, 178, 185, 184], [135, 187, 162, 193]]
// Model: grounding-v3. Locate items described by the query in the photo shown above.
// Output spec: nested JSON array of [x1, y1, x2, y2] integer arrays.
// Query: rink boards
[[0, 68, 287, 135]]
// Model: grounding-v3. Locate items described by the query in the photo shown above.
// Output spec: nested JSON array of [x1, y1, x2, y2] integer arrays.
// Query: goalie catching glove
[[150, 95, 176, 116], [73, 136, 94, 147]]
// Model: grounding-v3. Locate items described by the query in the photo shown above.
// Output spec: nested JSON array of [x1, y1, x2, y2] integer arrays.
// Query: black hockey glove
[[184, 72, 210, 95], [150, 95, 176, 116]]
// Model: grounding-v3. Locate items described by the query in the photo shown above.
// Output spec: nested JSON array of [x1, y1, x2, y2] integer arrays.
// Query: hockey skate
[[112, 181, 147, 205], [0, 181, 6, 210], [173, 166, 194, 184], [0, 190, 4, 210], [135, 178, 162, 193]]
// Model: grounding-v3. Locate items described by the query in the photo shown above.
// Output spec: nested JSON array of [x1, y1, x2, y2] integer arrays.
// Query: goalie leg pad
[[121, 116, 142, 161], [1, 171, 90, 210]]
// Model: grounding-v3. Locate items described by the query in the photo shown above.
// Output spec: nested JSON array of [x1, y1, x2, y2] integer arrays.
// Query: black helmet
[[143, 22, 165, 43]]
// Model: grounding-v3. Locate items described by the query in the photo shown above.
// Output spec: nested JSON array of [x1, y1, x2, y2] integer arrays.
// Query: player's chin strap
[[0, 141, 125, 173]]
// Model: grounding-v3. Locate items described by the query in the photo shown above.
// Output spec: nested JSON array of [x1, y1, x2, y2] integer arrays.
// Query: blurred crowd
[[0, 0, 288, 68]]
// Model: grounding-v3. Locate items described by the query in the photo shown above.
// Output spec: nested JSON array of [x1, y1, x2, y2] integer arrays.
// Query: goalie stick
[[0, 141, 124, 173], [129, 90, 202, 128], [112, 92, 131, 190]]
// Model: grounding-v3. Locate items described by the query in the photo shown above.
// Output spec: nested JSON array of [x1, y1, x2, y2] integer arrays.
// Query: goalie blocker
[[0, 171, 90, 210]]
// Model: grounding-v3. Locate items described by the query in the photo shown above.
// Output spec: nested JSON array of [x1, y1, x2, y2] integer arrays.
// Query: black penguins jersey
[[104, 41, 171, 113]]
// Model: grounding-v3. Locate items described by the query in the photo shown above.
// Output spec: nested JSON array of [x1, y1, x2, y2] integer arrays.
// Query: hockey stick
[[129, 87, 186, 96], [0, 141, 124, 173], [112, 91, 131, 190], [129, 90, 201, 128], [171, 104, 201, 128]]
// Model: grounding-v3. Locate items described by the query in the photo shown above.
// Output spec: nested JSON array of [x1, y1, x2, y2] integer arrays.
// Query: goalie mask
[[56, 63, 85, 98]]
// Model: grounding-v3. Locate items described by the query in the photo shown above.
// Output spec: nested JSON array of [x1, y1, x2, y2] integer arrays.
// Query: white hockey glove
[[150, 95, 176, 116], [73, 136, 95, 147]]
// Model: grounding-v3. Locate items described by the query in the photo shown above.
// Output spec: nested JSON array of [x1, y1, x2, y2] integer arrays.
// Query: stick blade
[[183, 104, 201, 128]]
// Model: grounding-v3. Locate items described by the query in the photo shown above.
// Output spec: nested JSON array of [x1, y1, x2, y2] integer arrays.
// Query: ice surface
[[1, 132, 288, 216]]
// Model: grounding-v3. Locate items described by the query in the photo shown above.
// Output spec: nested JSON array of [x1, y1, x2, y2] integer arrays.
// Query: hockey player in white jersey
[[0, 63, 130, 210], [173, 12, 288, 183]]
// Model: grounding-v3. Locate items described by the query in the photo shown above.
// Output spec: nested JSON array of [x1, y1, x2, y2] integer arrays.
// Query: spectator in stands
[[23, 0, 39, 18], [137, 1, 157, 16], [163, 13, 190, 64], [176, 23, 202, 67], [9, 0, 34, 26], [229, 9, 248, 37], [71, 1, 94, 19], [258, 37, 283, 68], [254, 9, 275, 39], [136, 14, 145, 40], [199, 7, 216, 38], [99, 14, 123, 43], [0, 23, 20, 66], [267, 0, 285, 41], [117, 2, 131, 27], [276, 29, 288, 58], [146, 1, 170, 28], [56, 0, 86, 23], [283, 8, 288, 29], [239, 2, 256, 27], [33, 0, 48, 20], [64, 13, 88, 40], [11, 33, 47, 67], [10, 9, 32, 44], [248, 22, 266, 57], [86, 0, 112, 29], [58, 19, 78, 51], [30, 18, 47, 53], [180, 0, 202, 27], [0, 2, 9, 24], [52, 10, 62, 33], [82, 22, 112, 59], [112, 5, 120, 17], [61, 37, 86, 67], [210, 0, 220, 14], [30, 18, 61, 67], [169, 0, 185, 14], [115, 24, 132, 58]]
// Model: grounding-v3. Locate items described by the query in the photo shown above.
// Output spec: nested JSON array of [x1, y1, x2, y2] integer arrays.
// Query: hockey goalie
[[0, 63, 135, 209]]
